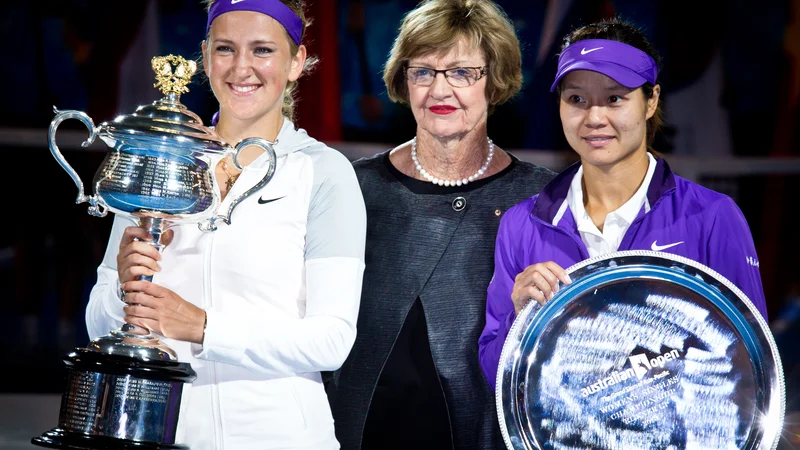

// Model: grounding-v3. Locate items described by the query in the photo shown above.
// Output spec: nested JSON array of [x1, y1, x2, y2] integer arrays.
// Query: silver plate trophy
[[33, 55, 277, 450], [497, 250, 785, 450]]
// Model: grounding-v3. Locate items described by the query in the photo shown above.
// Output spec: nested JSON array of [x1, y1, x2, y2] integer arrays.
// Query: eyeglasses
[[405, 66, 487, 87]]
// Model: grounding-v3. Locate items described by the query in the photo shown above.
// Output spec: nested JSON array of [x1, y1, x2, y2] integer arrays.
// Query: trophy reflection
[[32, 55, 277, 450]]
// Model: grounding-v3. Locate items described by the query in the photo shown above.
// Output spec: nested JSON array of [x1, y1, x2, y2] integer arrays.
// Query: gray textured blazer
[[329, 151, 555, 449]]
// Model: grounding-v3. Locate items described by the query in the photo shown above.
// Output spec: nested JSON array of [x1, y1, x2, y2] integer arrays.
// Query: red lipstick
[[429, 105, 456, 115]]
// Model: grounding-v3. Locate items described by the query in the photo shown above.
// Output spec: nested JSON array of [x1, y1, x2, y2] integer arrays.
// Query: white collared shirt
[[567, 153, 656, 257]]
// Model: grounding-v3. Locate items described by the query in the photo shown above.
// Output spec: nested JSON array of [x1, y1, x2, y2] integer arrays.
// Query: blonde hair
[[383, 0, 522, 111], [203, 0, 318, 120]]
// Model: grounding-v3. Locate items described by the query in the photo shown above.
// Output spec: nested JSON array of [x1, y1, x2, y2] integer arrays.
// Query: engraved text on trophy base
[[58, 370, 182, 443]]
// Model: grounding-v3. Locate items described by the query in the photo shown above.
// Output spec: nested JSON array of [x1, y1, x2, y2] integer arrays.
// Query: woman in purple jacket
[[478, 17, 768, 389]]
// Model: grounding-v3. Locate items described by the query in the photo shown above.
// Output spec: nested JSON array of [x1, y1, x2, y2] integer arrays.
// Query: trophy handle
[[198, 137, 278, 232], [48, 107, 108, 217]]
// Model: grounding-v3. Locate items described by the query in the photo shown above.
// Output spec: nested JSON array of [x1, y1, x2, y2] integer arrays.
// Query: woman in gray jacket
[[328, 1, 555, 448]]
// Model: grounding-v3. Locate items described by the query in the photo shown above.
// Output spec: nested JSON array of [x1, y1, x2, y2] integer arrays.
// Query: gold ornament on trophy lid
[[91, 54, 212, 137], [152, 54, 198, 100]]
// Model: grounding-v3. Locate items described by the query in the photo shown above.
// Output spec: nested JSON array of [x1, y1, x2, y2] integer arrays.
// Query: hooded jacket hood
[[246, 118, 321, 170]]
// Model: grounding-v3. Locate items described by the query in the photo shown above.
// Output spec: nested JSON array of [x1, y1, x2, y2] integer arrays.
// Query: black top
[[330, 149, 556, 449], [362, 299, 452, 449]]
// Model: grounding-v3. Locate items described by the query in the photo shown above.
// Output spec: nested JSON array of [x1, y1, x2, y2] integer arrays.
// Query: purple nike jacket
[[478, 158, 768, 389]]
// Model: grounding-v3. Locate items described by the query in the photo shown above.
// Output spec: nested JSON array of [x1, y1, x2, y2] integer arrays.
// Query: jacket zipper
[[204, 229, 223, 450], [617, 191, 673, 250]]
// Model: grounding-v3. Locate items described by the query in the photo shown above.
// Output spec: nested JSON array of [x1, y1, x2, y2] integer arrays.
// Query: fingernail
[[549, 291, 555, 300], [156, 264, 162, 272], [554, 284, 560, 293], [565, 274, 572, 284]]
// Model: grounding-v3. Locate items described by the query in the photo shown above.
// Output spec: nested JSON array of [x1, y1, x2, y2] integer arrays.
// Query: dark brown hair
[[559, 17, 664, 147]]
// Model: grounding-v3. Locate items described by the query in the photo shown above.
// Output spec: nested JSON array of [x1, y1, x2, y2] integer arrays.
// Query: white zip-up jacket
[[86, 119, 367, 450]]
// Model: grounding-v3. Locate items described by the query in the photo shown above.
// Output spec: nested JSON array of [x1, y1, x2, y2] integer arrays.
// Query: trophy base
[[32, 428, 189, 449], [32, 348, 196, 450]]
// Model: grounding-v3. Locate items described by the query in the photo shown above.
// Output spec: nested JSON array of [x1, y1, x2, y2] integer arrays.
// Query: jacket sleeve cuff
[[103, 279, 126, 320], [190, 309, 248, 364]]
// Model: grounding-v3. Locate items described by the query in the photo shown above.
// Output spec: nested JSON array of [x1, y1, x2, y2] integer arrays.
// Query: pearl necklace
[[411, 137, 494, 186]]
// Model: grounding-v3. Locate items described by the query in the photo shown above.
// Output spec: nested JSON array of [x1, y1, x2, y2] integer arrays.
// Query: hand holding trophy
[[33, 54, 277, 450]]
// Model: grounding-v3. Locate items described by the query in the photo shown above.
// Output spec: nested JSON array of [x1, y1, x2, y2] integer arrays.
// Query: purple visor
[[550, 39, 658, 92], [207, 0, 303, 46]]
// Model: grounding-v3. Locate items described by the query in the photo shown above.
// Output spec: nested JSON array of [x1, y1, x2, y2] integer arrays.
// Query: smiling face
[[202, 10, 305, 125], [559, 70, 659, 168], [407, 37, 489, 141]]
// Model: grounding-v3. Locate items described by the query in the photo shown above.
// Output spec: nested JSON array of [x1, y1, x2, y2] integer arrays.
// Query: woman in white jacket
[[85, 1, 366, 449]]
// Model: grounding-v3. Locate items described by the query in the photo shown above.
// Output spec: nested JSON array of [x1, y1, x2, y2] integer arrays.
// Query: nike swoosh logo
[[231, 0, 246, 4], [581, 47, 603, 55], [258, 195, 286, 205], [651, 240, 684, 251]]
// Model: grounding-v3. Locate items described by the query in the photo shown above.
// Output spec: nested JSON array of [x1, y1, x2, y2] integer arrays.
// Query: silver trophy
[[497, 251, 785, 450], [33, 55, 277, 450]]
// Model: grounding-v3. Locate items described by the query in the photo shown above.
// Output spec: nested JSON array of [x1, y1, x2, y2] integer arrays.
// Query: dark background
[[0, 0, 798, 445]]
